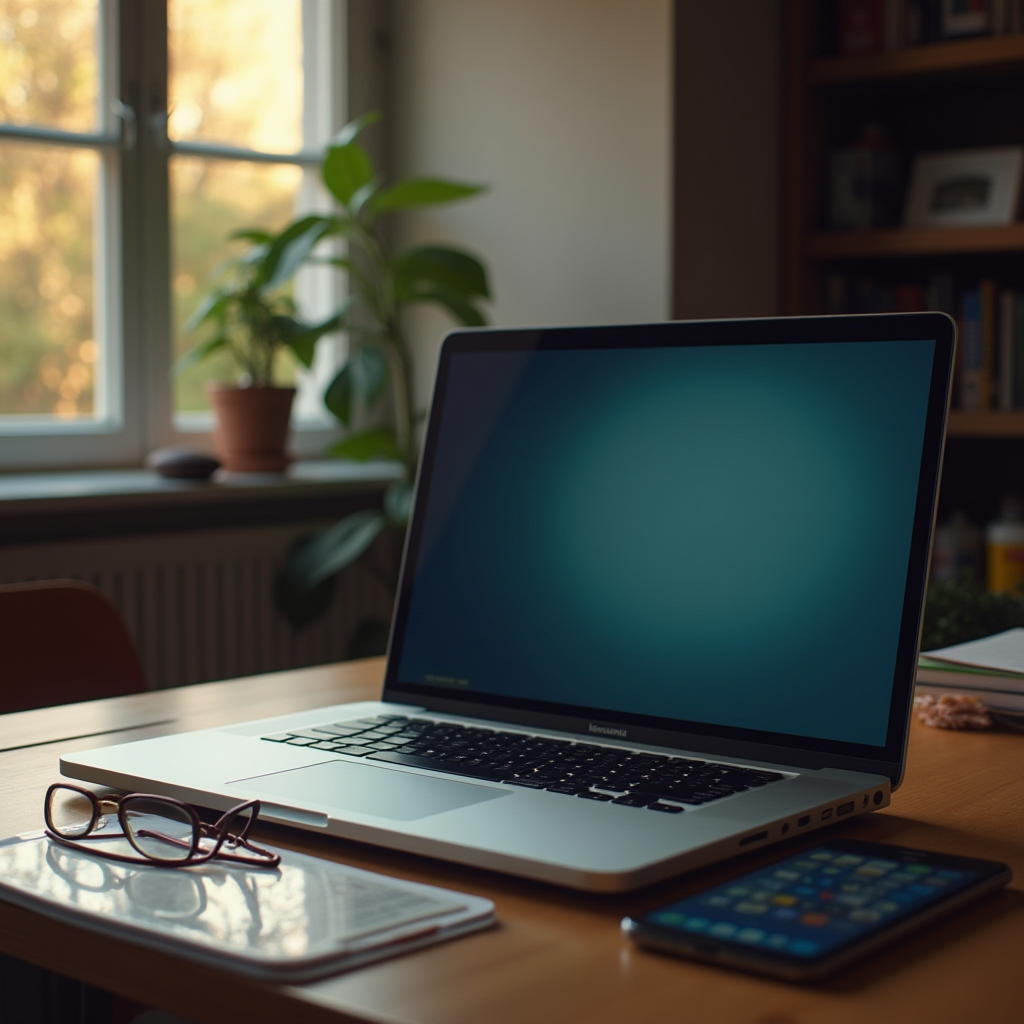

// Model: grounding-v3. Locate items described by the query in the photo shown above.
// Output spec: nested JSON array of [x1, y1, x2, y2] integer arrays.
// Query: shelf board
[[947, 412, 1024, 438], [809, 35, 1024, 84], [806, 224, 1024, 259]]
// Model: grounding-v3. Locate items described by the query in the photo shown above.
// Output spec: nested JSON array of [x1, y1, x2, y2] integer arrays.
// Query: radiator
[[0, 524, 398, 690]]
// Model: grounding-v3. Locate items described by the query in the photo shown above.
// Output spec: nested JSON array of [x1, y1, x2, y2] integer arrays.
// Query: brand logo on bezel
[[588, 722, 628, 738]]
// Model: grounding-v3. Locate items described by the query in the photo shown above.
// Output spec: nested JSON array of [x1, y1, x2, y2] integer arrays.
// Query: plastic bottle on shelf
[[931, 510, 982, 584], [985, 496, 1024, 594]]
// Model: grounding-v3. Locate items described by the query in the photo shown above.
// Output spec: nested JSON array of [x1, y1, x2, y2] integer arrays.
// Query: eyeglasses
[[44, 783, 281, 870]]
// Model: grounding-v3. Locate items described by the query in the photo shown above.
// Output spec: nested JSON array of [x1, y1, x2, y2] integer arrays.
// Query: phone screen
[[634, 841, 993, 965]]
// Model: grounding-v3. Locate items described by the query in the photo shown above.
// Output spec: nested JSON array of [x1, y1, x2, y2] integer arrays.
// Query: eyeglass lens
[[46, 786, 98, 839], [122, 797, 196, 863]]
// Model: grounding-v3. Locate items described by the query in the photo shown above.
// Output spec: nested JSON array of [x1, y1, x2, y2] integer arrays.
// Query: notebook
[[0, 832, 494, 981], [62, 313, 956, 892]]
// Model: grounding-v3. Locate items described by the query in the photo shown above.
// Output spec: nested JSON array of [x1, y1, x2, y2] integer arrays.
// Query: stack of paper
[[917, 629, 1024, 712]]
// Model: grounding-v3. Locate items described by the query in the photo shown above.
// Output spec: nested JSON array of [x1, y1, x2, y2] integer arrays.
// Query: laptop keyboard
[[262, 715, 786, 813]]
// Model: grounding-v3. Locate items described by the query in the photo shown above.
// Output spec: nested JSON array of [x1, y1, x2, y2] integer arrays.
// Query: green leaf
[[323, 256, 374, 294], [258, 215, 334, 289], [229, 228, 274, 244], [350, 343, 388, 405], [284, 509, 388, 590], [406, 282, 487, 327], [384, 478, 414, 525], [323, 142, 375, 207], [371, 178, 485, 213], [278, 309, 344, 368], [349, 176, 382, 217], [264, 219, 339, 292], [329, 110, 381, 149], [392, 245, 491, 302], [275, 564, 336, 631], [324, 364, 353, 426], [275, 508, 387, 628], [183, 289, 228, 333], [174, 334, 227, 375], [327, 427, 404, 462]]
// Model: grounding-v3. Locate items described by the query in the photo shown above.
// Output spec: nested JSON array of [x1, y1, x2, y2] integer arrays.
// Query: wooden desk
[[1, 659, 1022, 1024]]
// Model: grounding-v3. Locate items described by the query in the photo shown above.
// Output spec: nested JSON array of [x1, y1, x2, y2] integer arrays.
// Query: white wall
[[389, 0, 673, 411]]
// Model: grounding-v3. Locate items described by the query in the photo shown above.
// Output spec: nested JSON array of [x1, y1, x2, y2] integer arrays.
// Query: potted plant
[[180, 228, 341, 472], [274, 111, 492, 629]]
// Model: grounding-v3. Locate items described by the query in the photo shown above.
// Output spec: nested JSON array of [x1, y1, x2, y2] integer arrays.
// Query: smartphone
[[622, 838, 1011, 981]]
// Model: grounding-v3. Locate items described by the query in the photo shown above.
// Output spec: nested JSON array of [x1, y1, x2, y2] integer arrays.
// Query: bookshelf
[[783, 1, 1024, 527]]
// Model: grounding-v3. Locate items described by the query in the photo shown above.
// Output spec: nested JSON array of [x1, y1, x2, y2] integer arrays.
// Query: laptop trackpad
[[228, 759, 510, 821]]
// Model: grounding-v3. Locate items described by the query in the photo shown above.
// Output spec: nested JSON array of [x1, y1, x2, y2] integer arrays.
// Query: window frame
[[0, 0, 358, 472]]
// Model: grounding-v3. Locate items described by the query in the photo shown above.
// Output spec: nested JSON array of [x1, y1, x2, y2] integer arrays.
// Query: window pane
[[167, 0, 303, 152], [0, 0, 98, 133], [0, 141, 99, 419], [171, 156, 305, 414]]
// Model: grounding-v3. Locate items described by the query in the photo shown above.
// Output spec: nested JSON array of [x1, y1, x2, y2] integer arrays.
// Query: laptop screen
[[386, 319, 952, 767]]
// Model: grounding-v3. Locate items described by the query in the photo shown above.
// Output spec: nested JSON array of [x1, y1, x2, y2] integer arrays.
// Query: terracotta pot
[[207, 385, 295, 473]]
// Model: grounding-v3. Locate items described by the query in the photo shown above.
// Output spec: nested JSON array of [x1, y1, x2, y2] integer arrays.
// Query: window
[[0, 0, 350, 471]]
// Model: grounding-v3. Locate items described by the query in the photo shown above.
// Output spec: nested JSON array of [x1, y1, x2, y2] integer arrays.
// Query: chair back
[[0, 580, 146, 712]]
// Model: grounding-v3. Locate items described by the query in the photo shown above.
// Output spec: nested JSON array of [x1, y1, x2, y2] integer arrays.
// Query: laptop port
[[820, 808, 833, 821], [837, 801, 855, 817], [797, 815, 810, 827], [874, 790, 884, 805], [739, 830, 769, 846]]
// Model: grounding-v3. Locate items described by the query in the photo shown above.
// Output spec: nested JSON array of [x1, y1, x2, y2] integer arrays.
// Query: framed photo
[[941, 0, 992, 38], [903, 147, 1024, 228]]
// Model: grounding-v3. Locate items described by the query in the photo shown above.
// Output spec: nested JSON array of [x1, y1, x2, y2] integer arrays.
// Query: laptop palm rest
[[227, 760, 510, 821]]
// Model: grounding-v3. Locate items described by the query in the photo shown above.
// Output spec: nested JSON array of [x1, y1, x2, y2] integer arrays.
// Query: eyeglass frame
[[44, 783, 281, 870]]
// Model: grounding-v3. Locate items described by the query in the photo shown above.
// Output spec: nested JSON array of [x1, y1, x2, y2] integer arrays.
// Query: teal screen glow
[[397, 340, 935, 747]]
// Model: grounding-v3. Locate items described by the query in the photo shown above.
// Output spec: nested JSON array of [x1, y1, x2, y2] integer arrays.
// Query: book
[[998, 288, 1015, 410], [960, 288, 984, 409], [915, 679, 1024, 711], [842, 0, 886, 52], [1015, 292, 1024, 407], [980, 279, 996, 410], [918, 654, 1024, 687], [916, 629, 1024, 711], [885, 0, 907, 46], [924, 627, 1024, 673]]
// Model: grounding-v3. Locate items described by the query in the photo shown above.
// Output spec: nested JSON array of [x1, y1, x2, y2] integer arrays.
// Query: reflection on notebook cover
[[0, 832, 496, 982]]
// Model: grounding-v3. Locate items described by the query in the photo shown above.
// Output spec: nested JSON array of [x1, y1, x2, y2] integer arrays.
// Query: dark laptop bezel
[[382, 314, 956, 786]]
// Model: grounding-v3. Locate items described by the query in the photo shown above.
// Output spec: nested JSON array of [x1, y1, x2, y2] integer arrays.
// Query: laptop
[[62, 313, 956, 892]]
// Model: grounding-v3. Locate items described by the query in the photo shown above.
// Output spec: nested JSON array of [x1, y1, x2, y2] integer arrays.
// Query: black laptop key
[[611, 793, 653, 807], [332, 745, 378, 757], [311, 725, 365, 737], [577, 791, 615, 802], [647, 802, 685, 814], [366, 751, 507, 782], [503, 778, 546, 789]]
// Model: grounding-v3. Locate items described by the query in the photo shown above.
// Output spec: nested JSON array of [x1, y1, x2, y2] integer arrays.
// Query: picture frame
[[941, 0, 993, 38], [903, 147, 1024, 228]]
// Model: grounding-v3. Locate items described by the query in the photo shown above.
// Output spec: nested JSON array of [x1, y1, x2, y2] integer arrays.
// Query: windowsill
[[0, 460, 404, 545]]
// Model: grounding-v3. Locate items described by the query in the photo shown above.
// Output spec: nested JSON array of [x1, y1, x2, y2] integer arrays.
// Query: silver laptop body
[[62, 314, 955, 892]]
